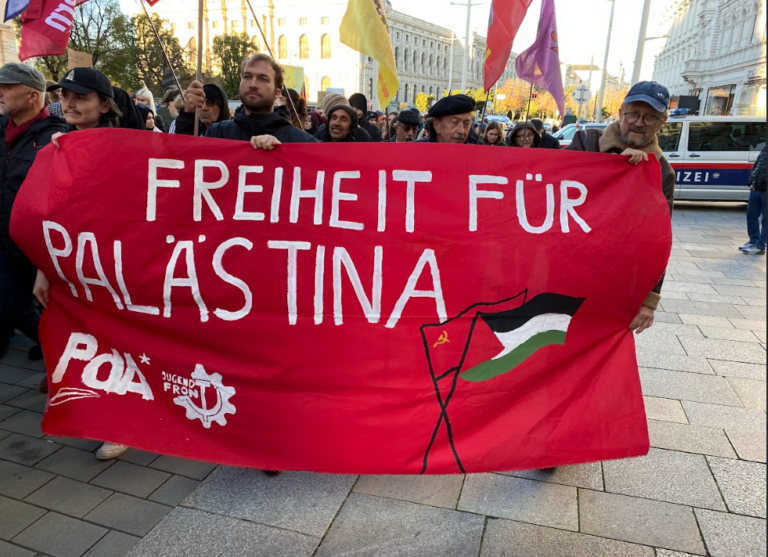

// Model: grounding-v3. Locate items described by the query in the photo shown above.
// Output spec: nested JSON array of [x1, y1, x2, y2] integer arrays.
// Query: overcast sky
[[121, 0, 677, 88]]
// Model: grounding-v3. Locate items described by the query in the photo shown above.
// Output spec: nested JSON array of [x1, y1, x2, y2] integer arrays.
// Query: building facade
[[0, 1, 20, 65], [152, 0, 517, 109], [652, 0, 766, 116]]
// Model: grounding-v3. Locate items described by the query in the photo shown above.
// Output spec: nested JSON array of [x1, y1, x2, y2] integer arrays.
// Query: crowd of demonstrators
[[741, 146, 766, 255], [0, 53, 678, 467]]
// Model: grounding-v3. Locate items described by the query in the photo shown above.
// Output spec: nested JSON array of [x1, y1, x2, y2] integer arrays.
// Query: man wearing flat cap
[[417, 94, 478, 144], [0, 63, 66, 359], [568, 81, 675, 334], [391, 110, 420, 143]]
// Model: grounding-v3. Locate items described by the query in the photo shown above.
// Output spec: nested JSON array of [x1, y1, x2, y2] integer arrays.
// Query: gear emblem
[[173, 364, 236, 428]]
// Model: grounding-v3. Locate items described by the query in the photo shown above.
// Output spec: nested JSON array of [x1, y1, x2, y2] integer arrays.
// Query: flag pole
[[139, 0, 185, 102], [524, 82, 533, 122], [193, 0, 203, 137], [244, 0, 303, 130]]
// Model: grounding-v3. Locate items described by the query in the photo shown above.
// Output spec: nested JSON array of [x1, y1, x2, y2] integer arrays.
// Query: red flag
[[483, 0, 534, 91], [11, 130, 672, 474], [145, 0, 162, 5], [19, 0, 90, 61]]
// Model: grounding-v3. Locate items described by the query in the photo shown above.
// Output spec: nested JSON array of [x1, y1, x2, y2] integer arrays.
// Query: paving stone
[[739, 295, 767, 307], [636, 353, 713, 374], [501, 461, 603, 490], [663, 281, 718, 294], [635, 332, 686, 355], [709, 360, 766, 380], [84, 493, 171, 537], [657, 299, 743, 318], [35, 447, 113, 482], [0, 366, 36, 385], [655, 551, 701, 557], [0, 384, 27, 403], [83, 531, 140, 557], [0, 461, 54, 499], [11, 511, 107, 557], [148, 476, 200, 507], [0, 350, 33, 368], [700, 326, 762, 343], [707, 457, 766, 518], [8, 336, 35, 351], [90, 461, 170, 499], [126, 507, 318, 557], [682, 401, 766, 433], [13, 373, 46, 390], [0, 539, 36, 557], [639, 368, 742, 406], [695, 509, 766, 557], [685, 292, 748, 305], [714, 285, 767, 299], [183, 466, 356, 537], [735, 304, 767, 320], [725, 429, 766, 463], [0, 429, 9, 440], [648, 420, 736, 458], [44, 436, 101, 452], [116, 450, 157, 466], [654, 312, 682, 324], [478, 518, 653, 557], [147, 455, 216, 481], [579, 489, 704, 554], [602, 448, 725, 510], [679, 314, 735, 328], [0, 494, 47, 540], [726, 377, 766, 410], [729, 318, 767, 332], [457, 473, 577, 531], [0, 433, 61, 465], [353, 474, 464, 508], [678, 336, 766, 365], [713, 277, 763, 287], [0, 410, 44, 438], [754, 331, 767, 343], [0, 403, 21, 421], [643, 397, 688, 424], [5, 391, 47, 413], [25, 476, 112, 518], [316, 493, 483, 557]]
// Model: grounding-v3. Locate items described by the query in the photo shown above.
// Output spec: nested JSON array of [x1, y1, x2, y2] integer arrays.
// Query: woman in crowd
[[481, 121, 507, 146], [509, 121, 541, 148], [137, 104, 162, 132], [134, 87, 164, 131]]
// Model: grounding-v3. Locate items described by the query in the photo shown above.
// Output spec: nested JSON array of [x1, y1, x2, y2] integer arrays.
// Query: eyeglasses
[[623, 111, 662, 126], [515, 133, 534, 141]]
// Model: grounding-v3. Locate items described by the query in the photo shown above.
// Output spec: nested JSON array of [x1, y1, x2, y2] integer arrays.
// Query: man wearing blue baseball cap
[[567, 81, 675, 335]]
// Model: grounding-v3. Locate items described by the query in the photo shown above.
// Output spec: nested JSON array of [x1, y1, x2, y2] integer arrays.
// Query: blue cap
[[623, 81, 670, 112]]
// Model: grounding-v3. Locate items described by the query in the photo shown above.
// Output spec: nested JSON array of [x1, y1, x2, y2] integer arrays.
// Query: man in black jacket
[[314, 93, 372, 143], [0, 63, 67, 357], [531, 118, 560, 149], [177, 54, 315, 144], [741, 146, 767, 255], [348, 93, 382, 141]]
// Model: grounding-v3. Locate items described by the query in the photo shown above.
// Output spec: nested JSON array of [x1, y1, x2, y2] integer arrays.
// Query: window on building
[[395, 47, 400, 65], [321, 76, 331, 91], [431, 41, 434, 48], [188, 22, 195, 29], [299, 17, 307, 25], [405, 35, 409, 42], [212, 21, 220, 29], [278, 18, 286, 26], [299, 35, 309, 58], [396, 31, 400, 39], [322, 16, 329, 25], [422, 39, 426, 46], [321, 34, 331, 59], [404, 84, 409, 104], [278, 35, 288, 59], [421, 53, 425, 71], [231, 20, 239, 29], [251, 36, 261, 50], [412, 51, 417, 71], [250, 19, 256, 26], [369, 78, 373, 100]]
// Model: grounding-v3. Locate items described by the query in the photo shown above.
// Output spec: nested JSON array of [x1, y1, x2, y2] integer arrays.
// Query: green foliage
[[212, 33, 253, 99]]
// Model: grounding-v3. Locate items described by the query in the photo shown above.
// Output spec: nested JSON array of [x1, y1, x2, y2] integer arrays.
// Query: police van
[[658, 116, 766, 201]]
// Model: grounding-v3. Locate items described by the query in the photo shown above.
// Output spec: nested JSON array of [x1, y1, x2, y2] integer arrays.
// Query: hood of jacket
[[599, 120, 663, 158], [203, 83, 231, 123]]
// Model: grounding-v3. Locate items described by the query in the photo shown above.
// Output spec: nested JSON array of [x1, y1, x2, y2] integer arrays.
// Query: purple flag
[[514, 0, 565, 117]]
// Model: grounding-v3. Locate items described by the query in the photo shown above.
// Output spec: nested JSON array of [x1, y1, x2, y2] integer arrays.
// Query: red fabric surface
[[11, 129, 671, 474], [483, 0, 534, 91], [19, 0, 90, 60]]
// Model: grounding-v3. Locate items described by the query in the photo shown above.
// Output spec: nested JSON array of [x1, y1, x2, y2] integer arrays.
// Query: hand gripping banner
[[11, 130, 672, 474]]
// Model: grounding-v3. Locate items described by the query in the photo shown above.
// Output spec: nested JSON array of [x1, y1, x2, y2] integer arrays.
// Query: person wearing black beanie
[[348, 92, 382, 142]]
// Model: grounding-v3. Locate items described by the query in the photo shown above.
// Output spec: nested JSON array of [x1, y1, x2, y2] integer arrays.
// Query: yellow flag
[[339, 0, 399, 109]]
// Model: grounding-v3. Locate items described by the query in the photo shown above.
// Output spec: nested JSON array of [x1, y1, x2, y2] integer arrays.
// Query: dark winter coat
[[540, 131, 561, 149], [178, 105, 316, 143], [361, 120, 382, 142], [567, 120, 675, 309], [314, 124, 372, 143], [748, 147, 766, 192], [0, 114, 67, 257]]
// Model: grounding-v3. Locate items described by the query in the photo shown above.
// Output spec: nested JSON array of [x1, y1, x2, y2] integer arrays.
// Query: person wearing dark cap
[[530, 118, 559, 149], [173, 83, 229, 136], [314, 93, 372, 143], [567, 80, 675, 334], [417, 94, 478, 144], [348, 92, 382, 141], [46, 67, 122, 131], [391, 109, 420, 143], [0, 63, 67, 365]]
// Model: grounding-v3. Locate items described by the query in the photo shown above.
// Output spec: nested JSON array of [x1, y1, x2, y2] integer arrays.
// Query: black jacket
[[749, 147, 766, 192], [177, 106, 316, 143], [540, 132, 560, 149], [314, 125, 372, 143], [0, 114, 67, 257], [361, 120, 382, 142]]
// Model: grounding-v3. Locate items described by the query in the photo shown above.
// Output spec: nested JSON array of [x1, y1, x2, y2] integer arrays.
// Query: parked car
[[659, 116, 766, 201], [552, 122, 610, 148], [485, 115, 513, 132]]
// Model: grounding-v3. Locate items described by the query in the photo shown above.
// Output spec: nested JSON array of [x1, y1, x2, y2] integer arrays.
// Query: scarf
[[599, 120, 663, 159]]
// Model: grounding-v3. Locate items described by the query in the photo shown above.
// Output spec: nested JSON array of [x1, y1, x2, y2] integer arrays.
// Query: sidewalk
[[0, 203, 765, 557]]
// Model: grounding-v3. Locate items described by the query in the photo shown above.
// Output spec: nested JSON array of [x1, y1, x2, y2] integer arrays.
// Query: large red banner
[[12, 130, 671, 474]]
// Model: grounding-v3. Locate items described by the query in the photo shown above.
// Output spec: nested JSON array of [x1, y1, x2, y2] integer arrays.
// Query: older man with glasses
[[567, 81, 675, 335]]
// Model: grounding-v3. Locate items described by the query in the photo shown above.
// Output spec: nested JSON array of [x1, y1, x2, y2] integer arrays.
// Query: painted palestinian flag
[[460, 293, 585, 382]]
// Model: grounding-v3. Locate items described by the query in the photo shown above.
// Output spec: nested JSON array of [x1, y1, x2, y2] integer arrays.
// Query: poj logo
[[165, 364, 236, 429]]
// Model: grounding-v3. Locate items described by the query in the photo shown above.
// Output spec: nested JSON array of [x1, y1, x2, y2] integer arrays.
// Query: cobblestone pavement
[[0, 203, 765, 557]]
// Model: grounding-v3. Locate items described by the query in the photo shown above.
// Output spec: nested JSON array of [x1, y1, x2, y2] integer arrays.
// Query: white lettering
[[268, 240, 312, 325], [212, 238, 253, 321], [163, 241, 209, 322], [52, 332, 97, 383], [75, 233, 124, 309], [392, 170, 432, 233], [234, 166, 265, 221], [333, 246, 383, 325], [469, 175, 506, 232], [330, 171, 363, 230], [194, 160, 228, 221], [114, 241, 160, 315], [559, 180, 591, 233], [386, 249, 446, 328], [290, 167, 324, 225], [42, 220, 77, 297], [147, 159, 184, 221]]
